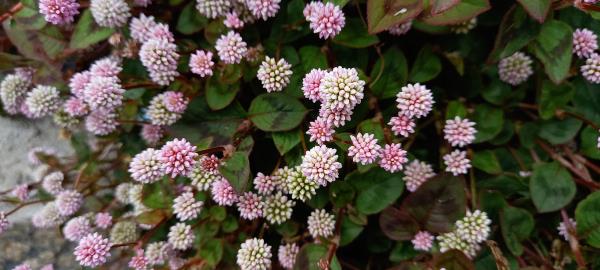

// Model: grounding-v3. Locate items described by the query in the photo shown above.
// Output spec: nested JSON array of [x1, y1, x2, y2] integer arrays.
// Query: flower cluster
[[438, 210, 492, 258], [257, 57, 293, 92], [498, 52, 533, 86], [304, 2, 345, 39]]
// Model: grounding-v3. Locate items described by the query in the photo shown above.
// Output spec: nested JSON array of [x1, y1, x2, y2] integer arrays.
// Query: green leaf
[[176, 2, 208, 34], [446, 101, 467, 119], [357, 117, 385, 142], [538, 80, 574, 120], [488, 6, 541, 63], [329, 181, 355, 208], [340, 216, 364, 246], [403, 174, 467, 232], [70, 10, 114, 49], [272, 129, 302, 155], [294, 243, 342, 270], [531, 20, 573, 84], [538, 117, 582, 145], [347, 167, 405, 215], [206, 79, 239, 110], [366, 0, 423, 34], [219, 152, 250, 193], [516, 0, 551, 23], [409, 45, 442, 83], [333, 18, 379, 48], [433, 250, 475, 270], [472, 104, 504, 143], [572, 78, 600, 126], [370, 47, 408, 99], [420, 0, 491, 25], [581, 126, 600, 160], [575, 191, 600, 248], [481, 79, 512, 105], [530, 162, 576, 213], [430, 0, 461, 15], [248, 93, 308, 132], [501, 206, 534, 256], [198, 238, 223, 267], [142, 179, 174, 209], [389, 242, 419, 262], [472, 150, 502, 174], [299, 46, 328, 72]]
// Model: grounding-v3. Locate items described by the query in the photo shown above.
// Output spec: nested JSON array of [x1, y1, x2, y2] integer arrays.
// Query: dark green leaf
[[198, 238, 223, 267], [370, 47, 408, 99], [409, 45, 442, 83], [539, 80, 574, 120], [433, 250, 475, 270], [538, 117, 582, 145], [347, 167, 405, 215], [248, 93, 308, 132], [445, 101, 467, 119], [142, 179, 174, 209], [531, 20, 573, 84], [379, 206, 420, 240], [516, 0, 551, 23], [575, 191, 600, 248], [299, 46, 328, 72], [472, 150, 502, 174], [206, 79, 239, 110], [70, 10, 114, 49], [530, 162, 576, 213], [333, 18, 380, 48], [472, 104, 504, 143], [501, 206, 534, 256], [293, 243, 341, 270], [176, 2, 208, 34], [219, 152, 250, 193], [581, 126, 600, 160], [340, 216, 364, 246], [488, 6, 541, 63], [272, 129, 302, 155]]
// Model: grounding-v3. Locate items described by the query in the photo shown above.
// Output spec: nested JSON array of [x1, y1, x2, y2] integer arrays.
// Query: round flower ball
[[307, 209, 335, 239], [257, 56, 293, 92], [74, 233, 112, 268], [396, 83, 434, 119], [215, 31, 247, 64], [24, 85, 61, 119], [581, 53, 600, 84], [498, 52, 533, 86], [90, 0, 131, 28], [39, 0, 80, 25], [237, 238, 272, 270], [300, 145, 342, 186], [306, 2, 345, 39], [129, 148, 164, 184]]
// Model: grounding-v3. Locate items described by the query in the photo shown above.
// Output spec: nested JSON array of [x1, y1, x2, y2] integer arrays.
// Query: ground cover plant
[[1, 0, 600, 269]]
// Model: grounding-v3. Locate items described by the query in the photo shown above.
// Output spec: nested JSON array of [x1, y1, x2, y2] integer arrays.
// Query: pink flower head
[[443, 116, 477, 147], [189, 50, 215, 77], [198, 155, 221, 175], [149, 23, 175, 43], [318, 106, 353, 127], [172, 191, 203, 221], [348, 133, 382, 165], [378, 143, 408, 173], [129, 249, 149, 270], [302, 68, 326, 103], [320, 67, 365, 111], [306, 2, 345, 39], [307, 117, 334, 145], [90, 57, 122, 78], [557, 218, 576, 241], [215, 31, 247, 64], [74, 233, 112, 267], [247, 0, 281, 20], [162, 91, 189, 114], [56, 189, 84, 216], [39, 0, 80, 25], [237, 192, 264, 220], [85, 110, 119, 136], [159, 138, 198, 177], [253, 172, 278, 195], [0, 211, 9, 234], [278, 243, 299, 269], [129, 148, 164, 184], [69, 71, 92, 98], [95, 212, 113, 229], [12, 184, 29, 201], [129, 14, 158, 43], [64, 96, 89, 117], [139, 39, 180, 86], [404, 160, 435, 192], [141, 124, 164, 146], [389, 113, 415, 137], [573, 28, 598, 59], [396, 83, 434, 119], [498, 52, 533, 86], [211, 179, 239, 206], [303, 1, 323, 18], [224, 11, 245, 29], [388, 21, 412, 36], [83, 76, 125, 111], [443, 150, 471, 176], [412, 231, 434, 251], [11, 263, 32, 270], [300, 145, 342, 186], [581, 53, 600, 84], [63, 216, 93, 242]]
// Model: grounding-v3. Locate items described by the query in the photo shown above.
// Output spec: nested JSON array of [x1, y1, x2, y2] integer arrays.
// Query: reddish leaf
[[367, 0, 424, 34], [379, 206, 420, 240]]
